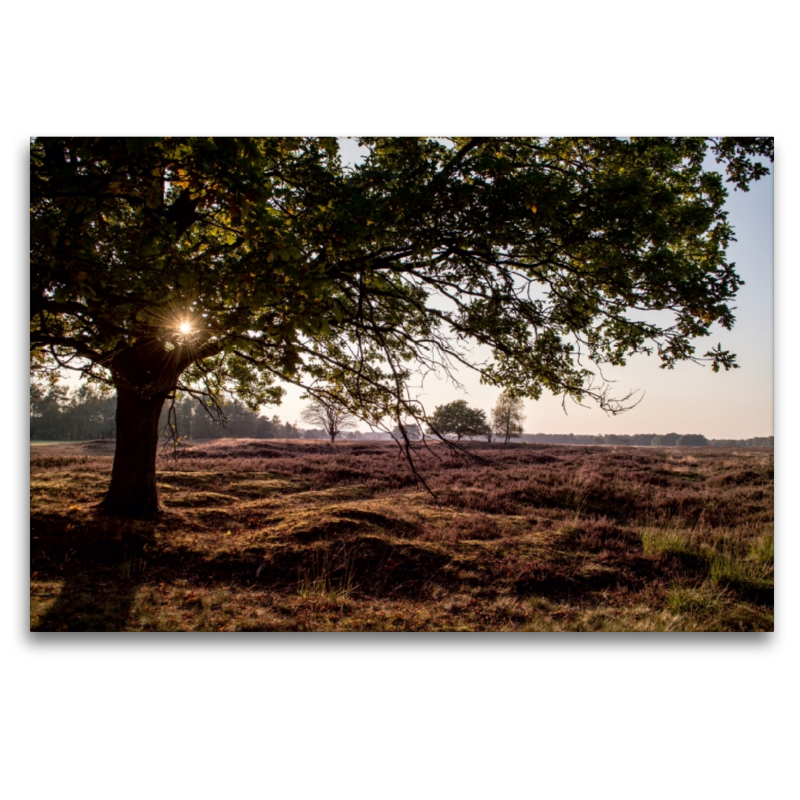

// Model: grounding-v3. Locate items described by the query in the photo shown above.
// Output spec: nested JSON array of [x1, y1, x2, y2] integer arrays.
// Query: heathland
[[30, 439, 774, 631]]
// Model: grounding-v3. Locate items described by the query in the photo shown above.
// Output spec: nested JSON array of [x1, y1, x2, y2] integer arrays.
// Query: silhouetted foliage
[[677, 434, 709, 447], [29, 382, 300, 441], [175, 398, 300, 440], [30, 383, 116, 440]]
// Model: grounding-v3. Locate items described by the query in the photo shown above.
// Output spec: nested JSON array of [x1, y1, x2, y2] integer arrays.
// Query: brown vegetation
[[30, 439, 773, 631]]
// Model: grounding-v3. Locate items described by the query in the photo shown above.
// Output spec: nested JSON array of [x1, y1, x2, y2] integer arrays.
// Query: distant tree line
[[519, 433, 773, 447], [30, 384, 117, 441], [173, 399, 301, 440]]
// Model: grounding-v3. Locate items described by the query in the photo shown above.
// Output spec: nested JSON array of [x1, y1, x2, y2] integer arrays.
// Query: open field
[[30, 439, 774, 631]]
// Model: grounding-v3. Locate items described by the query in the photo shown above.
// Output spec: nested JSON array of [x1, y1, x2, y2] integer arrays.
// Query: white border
[[6, 3, 795, 798]]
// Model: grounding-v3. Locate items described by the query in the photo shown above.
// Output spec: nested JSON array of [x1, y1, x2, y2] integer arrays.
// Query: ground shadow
[[30, 506, 771, 630], [30, 509, 456, 630], [31, 511, 157, 631]]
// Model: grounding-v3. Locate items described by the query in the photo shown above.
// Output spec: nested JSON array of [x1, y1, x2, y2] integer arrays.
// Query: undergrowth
[[30, 439, 774, 631]]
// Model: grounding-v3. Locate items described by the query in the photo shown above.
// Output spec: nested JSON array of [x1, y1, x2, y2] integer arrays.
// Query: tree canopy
[[29, 136, 772, 515], [427, 400, 490, 441]]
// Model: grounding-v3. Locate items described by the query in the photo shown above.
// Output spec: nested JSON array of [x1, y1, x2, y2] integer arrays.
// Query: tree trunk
[[91, 332, 223, 517], [99, 385, 168, 517], [96, 339, 193, 518]]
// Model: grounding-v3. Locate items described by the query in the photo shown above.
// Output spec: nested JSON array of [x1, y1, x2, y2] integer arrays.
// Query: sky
[[274, 139, 775, 440]]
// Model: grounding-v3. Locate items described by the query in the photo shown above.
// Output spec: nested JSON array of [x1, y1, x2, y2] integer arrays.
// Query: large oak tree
[[30, 136, 772, 516]]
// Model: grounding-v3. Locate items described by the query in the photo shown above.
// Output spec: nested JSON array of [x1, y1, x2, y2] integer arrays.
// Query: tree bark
[[99, 384, 168, 517], [94, 335, 222, 517], [97, 339, 191, 518]]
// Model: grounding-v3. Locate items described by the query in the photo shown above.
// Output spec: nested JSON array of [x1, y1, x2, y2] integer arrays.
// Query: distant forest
[[29, 384, 773, 448], [29, 384, 301, 442]]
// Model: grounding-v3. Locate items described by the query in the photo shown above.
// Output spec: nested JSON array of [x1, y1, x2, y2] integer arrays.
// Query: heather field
[[29, 439, 774, 632]]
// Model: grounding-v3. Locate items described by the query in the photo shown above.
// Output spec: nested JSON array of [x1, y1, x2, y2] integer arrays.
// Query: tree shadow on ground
[[30, 511, 157, 631], [30, 509, 456, 630], [30, 506, 771, 630]]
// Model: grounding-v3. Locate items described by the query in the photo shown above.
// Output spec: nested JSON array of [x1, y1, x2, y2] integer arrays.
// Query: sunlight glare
[[179, 321, 192, 335]]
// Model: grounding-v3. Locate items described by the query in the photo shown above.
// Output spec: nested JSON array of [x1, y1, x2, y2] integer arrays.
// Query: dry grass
[[30, 439, 774, 631]]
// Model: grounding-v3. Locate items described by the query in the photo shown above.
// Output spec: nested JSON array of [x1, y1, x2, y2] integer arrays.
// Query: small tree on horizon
[[492, 391, 525, 444], [300, 397, 358, 444], [427, 400, 488, 441]]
